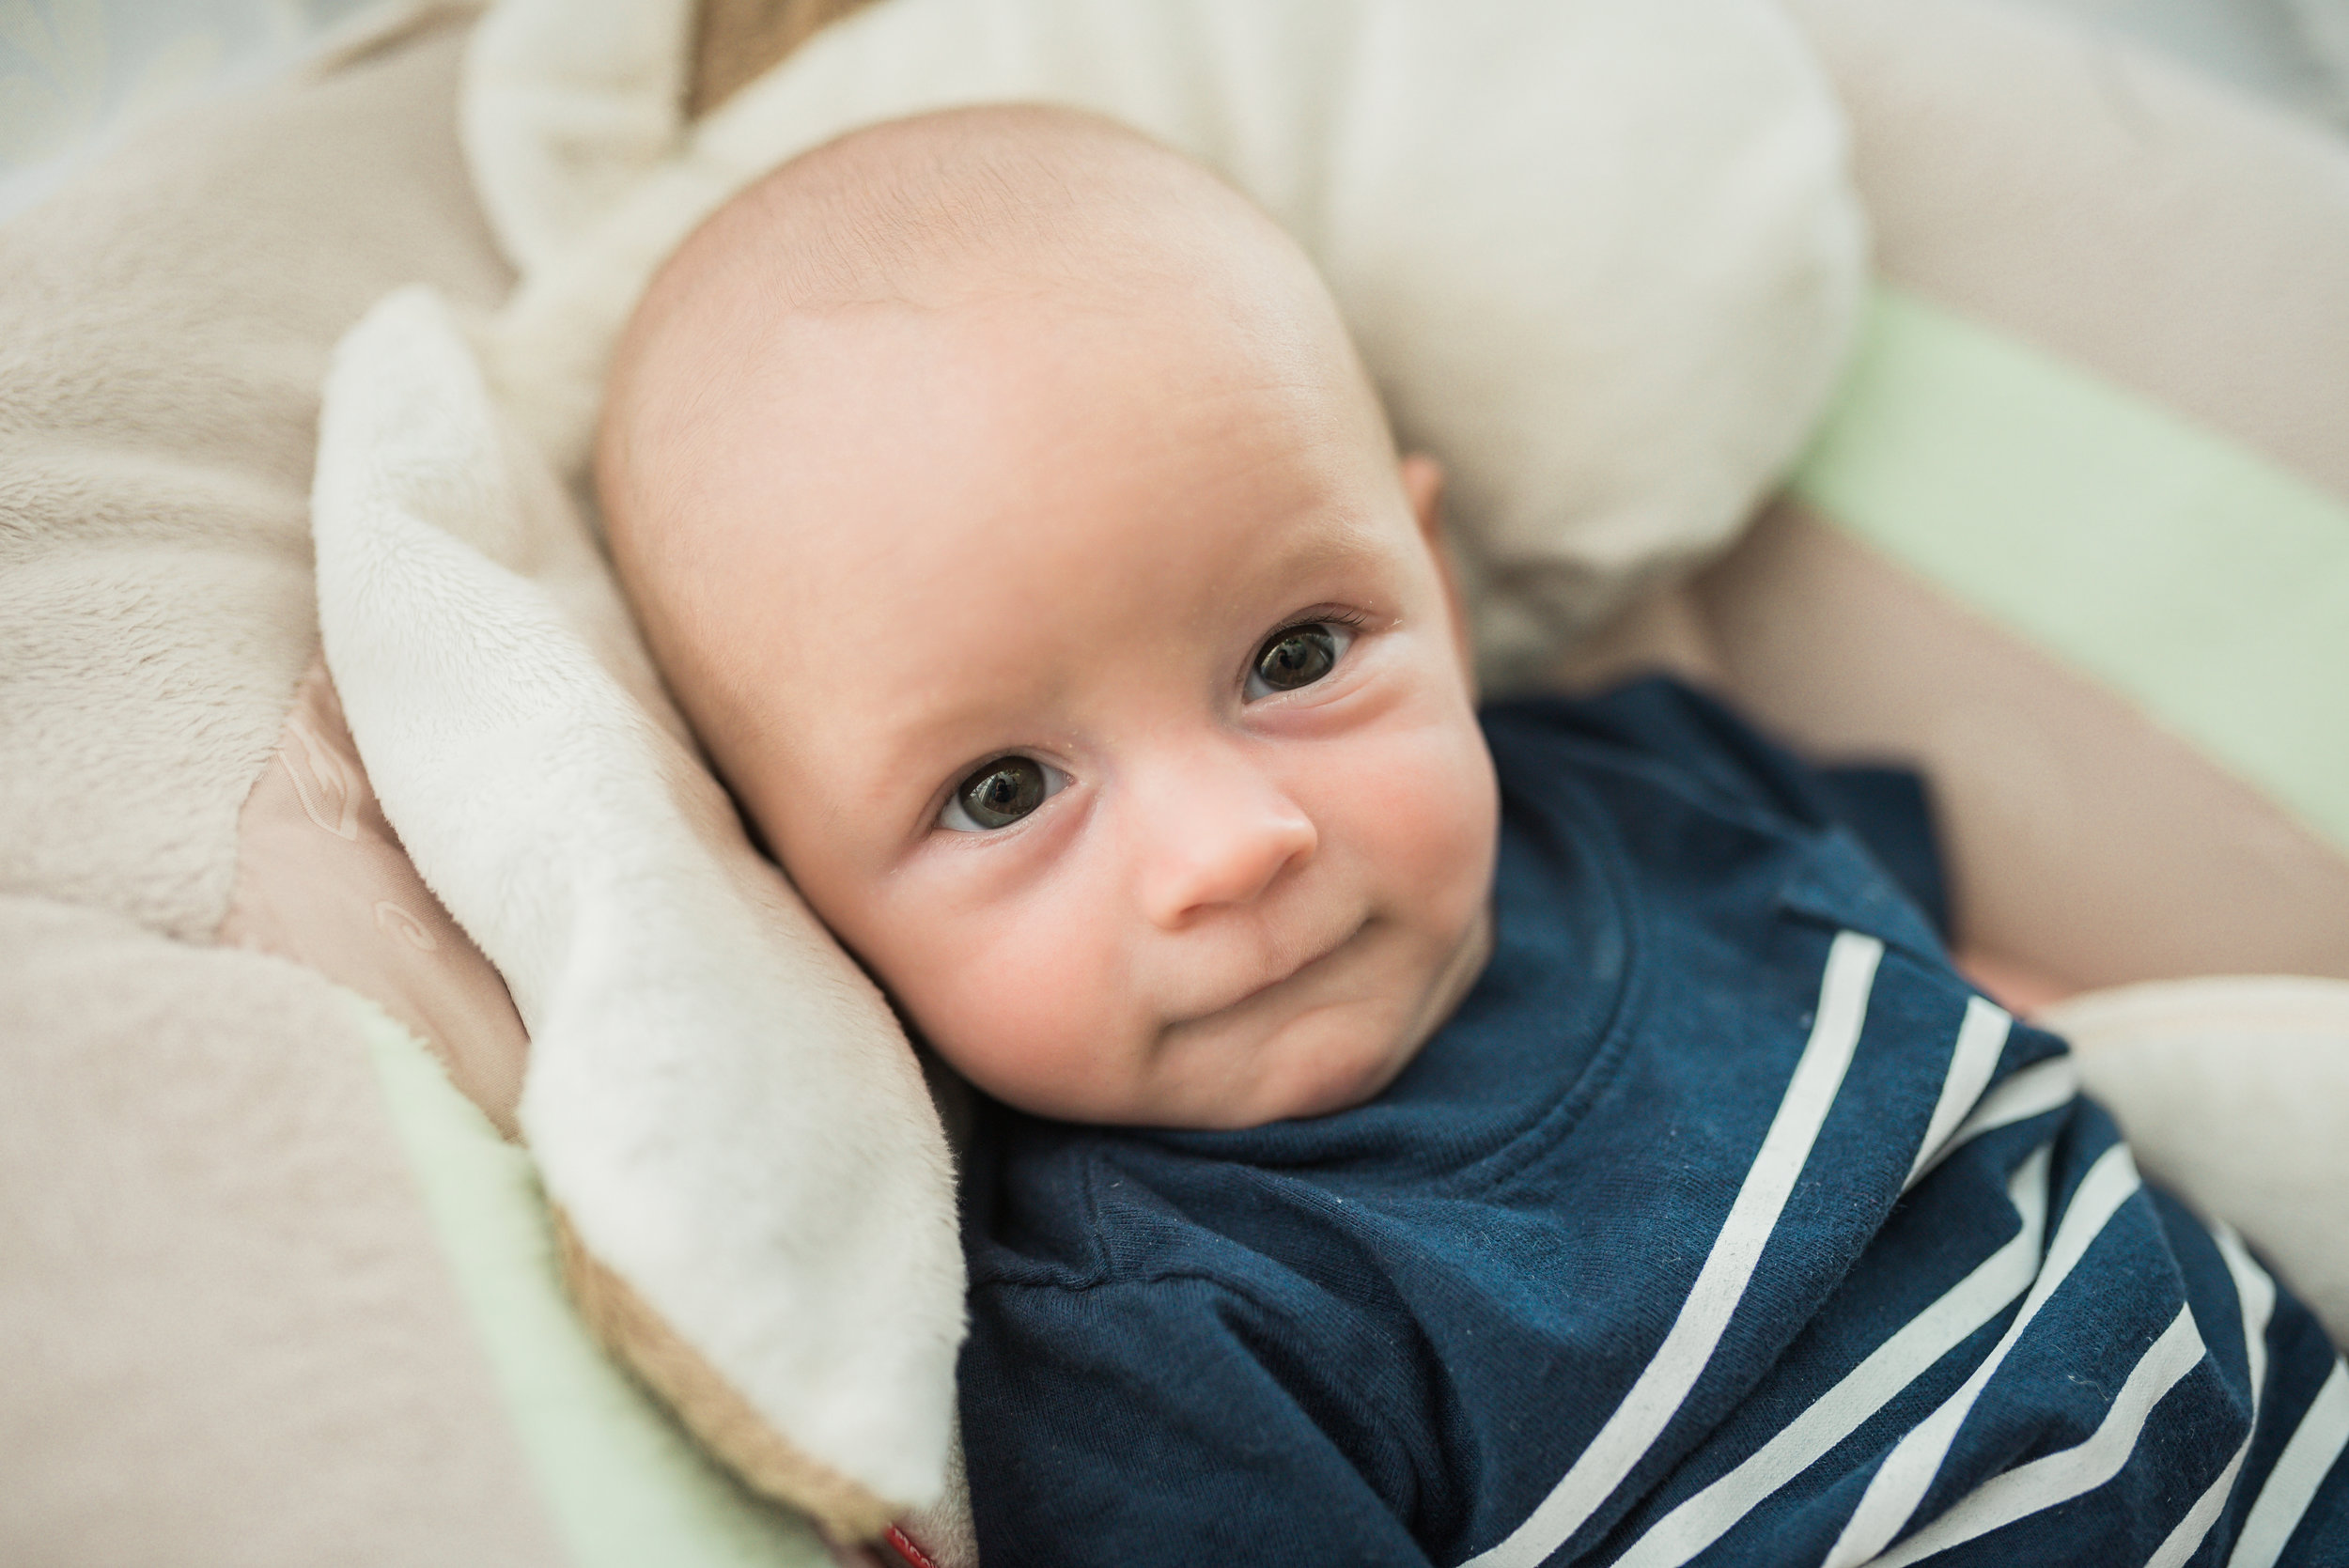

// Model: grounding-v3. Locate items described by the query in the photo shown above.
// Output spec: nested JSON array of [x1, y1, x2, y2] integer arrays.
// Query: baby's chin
[[1220, 901, 1494, 1126], [1175, 998, 1428, 1127]]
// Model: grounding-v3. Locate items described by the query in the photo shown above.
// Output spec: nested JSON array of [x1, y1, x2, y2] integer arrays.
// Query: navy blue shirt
[[958, 681, 2349, 1566]]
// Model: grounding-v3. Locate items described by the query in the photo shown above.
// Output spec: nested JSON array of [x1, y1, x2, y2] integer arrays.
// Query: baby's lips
[[1159, 909, 1374, 1026]]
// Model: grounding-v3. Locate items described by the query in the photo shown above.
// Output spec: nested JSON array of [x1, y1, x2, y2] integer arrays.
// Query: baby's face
[[626, 249, 1497, 1128]]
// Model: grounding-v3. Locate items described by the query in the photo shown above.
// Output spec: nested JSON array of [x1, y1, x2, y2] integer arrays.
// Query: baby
[[597, 107, 2346, 1566]]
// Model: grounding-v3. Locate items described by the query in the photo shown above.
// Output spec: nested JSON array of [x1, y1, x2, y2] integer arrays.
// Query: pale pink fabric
[[221, 659, 528, 1138]]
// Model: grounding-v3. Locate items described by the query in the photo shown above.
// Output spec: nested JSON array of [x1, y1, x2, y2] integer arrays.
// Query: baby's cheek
[[887, 881, 1136, 1108], [1337, 712, 1498, 916]]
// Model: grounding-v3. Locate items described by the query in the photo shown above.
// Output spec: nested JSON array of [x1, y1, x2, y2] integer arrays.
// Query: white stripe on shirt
[[1906, 1054, 2078, 1189], [1903, 996, 2011, 1189], [1864, 1302, 2206, 1567], [1612, 1144, 2053, 1568], [2147, 1224, 2277, 1568], [1459, 931, 1884, 1568], [2229, 1358, 2349, 1568], [1823, 1141, 2143, 1568]]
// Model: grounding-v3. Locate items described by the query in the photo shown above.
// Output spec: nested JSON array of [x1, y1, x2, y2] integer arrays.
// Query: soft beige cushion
[[0, 14, 513, 941], [0, 17, 563, 1566], [0, 893, 564, 1568]]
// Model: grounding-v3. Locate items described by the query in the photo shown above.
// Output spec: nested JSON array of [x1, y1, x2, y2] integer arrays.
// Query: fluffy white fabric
[[311, 286, 966, 1515], [465, 0, 1869, 683]]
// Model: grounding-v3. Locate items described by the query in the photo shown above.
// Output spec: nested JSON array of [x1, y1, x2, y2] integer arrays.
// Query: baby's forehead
[[637, 108, 1264, 350], [610, 108, 1356, 441]]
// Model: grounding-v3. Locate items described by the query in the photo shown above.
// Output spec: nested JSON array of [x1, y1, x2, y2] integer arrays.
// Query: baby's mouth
[[1179, 915, 1371, 1027]]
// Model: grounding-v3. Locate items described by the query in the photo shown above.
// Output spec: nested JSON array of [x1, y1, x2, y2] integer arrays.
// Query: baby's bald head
[[598, 106, 1387, 723]]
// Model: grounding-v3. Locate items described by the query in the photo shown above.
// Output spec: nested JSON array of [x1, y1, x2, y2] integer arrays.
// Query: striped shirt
[[958, 683, 2348, 1565]]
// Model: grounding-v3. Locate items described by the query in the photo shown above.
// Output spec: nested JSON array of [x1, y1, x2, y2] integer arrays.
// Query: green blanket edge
[[1791, 287, 2349, 855], [350, 990, 833, 1568]]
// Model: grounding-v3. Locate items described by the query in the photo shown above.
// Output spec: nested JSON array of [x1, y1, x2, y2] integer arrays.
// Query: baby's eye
[[939, 754, 1066, 832], [1245, 622, 1353, 700]]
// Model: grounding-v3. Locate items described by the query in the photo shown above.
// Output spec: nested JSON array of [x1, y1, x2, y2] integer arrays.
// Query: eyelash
[[1269, 607, 1369, 641]]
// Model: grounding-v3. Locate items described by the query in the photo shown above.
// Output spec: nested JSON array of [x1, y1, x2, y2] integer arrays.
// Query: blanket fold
[[312, 284, 966, 1533]]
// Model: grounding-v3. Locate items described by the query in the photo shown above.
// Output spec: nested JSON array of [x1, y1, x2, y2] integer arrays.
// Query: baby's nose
[[1137, 752, 1317, 930]]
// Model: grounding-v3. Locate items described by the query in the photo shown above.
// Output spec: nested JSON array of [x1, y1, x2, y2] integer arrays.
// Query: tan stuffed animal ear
[[313, 286, 969, 1542], [690, 0, 880, 116], [553, 1212, 903, 1537]]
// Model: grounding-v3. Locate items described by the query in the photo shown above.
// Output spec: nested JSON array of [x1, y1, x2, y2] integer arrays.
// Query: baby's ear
[[1399, 452, 1476, 691], [1400, 452, 1445, 546]]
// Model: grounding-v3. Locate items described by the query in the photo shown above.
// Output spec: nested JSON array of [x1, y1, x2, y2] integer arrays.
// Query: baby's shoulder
[[961, 1111, 1401, 1298], [1484, 677, 1841, 831]]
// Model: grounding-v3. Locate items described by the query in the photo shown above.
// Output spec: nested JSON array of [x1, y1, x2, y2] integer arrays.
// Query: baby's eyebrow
[[860, 693, 1055, 810], [1167, 488, 1386, 593], [1257, 515, 1382, 579]]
